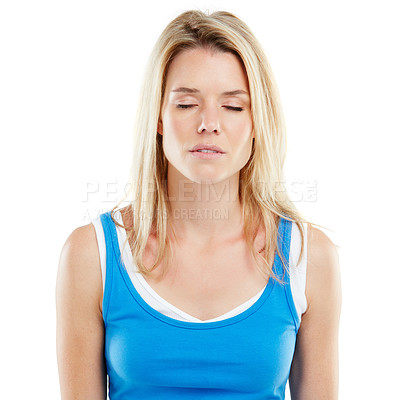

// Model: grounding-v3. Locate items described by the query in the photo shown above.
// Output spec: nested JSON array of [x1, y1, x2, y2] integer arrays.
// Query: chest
[[105, 311, 296, 397], [140, 234, 272, 321], [104, 210, 297, 399], [104, 255, 297, 399]]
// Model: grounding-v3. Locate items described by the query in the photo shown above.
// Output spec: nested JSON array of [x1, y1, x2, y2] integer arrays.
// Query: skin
[[158, 48, 254, 245], [55, 47, 342, 399], [289, 226, 342, 399]]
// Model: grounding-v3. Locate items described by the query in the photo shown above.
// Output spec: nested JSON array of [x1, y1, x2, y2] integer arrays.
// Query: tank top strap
[[273, 215, 300, 333], [273, 215, 293, 285], [100, 211, 122, 259], [99, 210, 123, 323]]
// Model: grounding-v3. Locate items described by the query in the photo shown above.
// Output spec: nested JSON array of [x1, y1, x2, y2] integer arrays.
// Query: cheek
[[228, 118, 253, 147], [161, 114, 190, 161], [163, 112, 192, 140]]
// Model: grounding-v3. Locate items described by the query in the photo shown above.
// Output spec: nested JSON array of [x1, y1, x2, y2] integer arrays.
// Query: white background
[[1, 0, 399, 398]]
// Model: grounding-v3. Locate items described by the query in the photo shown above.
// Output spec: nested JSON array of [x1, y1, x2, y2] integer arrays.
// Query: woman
[[56, 9, 341, 399]]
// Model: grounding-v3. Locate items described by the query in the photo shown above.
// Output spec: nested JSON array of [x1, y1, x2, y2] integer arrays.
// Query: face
[[158, 47, 253, 185]]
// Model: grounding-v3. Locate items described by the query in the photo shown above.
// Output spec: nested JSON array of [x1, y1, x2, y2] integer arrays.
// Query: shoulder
[[288, 224, 341, 396], [60, 223, 100, 266], [56, 224, 106, 398], [57, 223, 103, 314], [305, 223, 341, 313]]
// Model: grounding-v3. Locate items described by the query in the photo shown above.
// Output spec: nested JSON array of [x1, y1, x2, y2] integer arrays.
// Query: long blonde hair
[[110, 9, 323, 284]]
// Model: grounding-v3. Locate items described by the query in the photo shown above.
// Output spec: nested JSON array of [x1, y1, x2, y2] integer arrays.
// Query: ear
[[157, 119, 163, 135]]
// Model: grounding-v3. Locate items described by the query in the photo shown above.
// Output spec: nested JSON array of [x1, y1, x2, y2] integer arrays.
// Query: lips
[[189, 144, 225, 153]]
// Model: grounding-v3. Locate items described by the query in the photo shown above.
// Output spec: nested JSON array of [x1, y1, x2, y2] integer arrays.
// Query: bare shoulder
[[305, 223, 341, 313], [57, 223, 103, 314], [289, 223, 342, 397], [56, 223, 106, 398]]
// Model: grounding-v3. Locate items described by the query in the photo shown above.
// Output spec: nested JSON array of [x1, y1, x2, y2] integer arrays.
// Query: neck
[[166, 168, 244, 246]]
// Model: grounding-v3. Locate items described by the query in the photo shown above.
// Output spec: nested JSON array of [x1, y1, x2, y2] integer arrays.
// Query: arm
[[289, 224, 342, 399], [56, 224, 107, 399]]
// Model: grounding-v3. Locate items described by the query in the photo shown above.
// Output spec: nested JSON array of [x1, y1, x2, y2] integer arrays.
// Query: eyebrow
[[171, 87, 249, 96]]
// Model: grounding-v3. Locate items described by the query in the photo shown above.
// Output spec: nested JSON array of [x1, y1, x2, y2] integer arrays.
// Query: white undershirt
[[90, 210, 308, 323]]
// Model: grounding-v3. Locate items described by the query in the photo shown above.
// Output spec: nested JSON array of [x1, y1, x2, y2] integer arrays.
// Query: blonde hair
[[110, 9, 324, 285]]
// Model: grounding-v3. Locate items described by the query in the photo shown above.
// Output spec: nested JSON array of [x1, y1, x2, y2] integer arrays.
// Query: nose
[[197, 105, 220, 134]]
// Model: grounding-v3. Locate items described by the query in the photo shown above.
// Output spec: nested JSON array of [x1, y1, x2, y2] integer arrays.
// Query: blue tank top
[[100, 210, 299, 399]]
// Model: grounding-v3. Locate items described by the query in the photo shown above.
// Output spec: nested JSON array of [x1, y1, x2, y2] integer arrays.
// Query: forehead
[[165, 48, 249, 92]]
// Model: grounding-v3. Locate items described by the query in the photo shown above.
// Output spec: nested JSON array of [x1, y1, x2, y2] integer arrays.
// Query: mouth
[[189, 144, 225, 154], [189, 150, 225, 160], [190, 149, 224, 154]]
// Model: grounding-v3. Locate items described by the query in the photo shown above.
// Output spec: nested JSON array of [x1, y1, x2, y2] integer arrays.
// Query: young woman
[[56, 9, 342, 400]]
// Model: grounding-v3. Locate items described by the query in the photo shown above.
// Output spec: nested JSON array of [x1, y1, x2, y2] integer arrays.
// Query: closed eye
[[176, 105, 244, 112]]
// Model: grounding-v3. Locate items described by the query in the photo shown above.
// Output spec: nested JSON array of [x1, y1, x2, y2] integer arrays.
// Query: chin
[[187, 173, 230, 185]]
